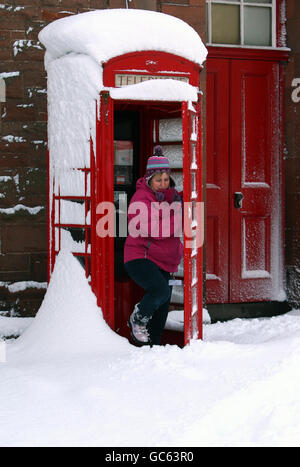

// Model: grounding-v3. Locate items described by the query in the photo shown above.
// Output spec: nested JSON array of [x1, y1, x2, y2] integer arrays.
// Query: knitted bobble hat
[[145, 145, 171, 180]]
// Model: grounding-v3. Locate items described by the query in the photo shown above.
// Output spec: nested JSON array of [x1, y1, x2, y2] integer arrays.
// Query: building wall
[[0, 0, 206, 316], [285, 0, 300, 306]]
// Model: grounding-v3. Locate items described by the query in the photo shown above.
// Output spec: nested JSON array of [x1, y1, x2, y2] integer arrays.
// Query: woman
[[124, 146, 183, 346]]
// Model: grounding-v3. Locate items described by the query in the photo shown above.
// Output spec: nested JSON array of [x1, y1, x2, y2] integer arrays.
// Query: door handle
[[234, 192, 244, 209]]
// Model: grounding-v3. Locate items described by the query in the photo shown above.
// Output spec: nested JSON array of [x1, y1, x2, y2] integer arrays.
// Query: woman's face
[[150, 172, 170, 191]]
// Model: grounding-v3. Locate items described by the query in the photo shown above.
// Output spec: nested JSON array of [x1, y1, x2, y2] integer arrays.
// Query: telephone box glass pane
[[212, 4, 240, 45], [171, 285, 184, 304], [191, 172, 196, 194], [159, 118, 182, 142], [192, 257, 197, 285], [172, 172, 183, 191], [191, 143, 196, 166], [162, 145, 183, 168], [55, 199, 87, 225], [192, 314, 199, 339], [192, 201, 198, 223], [246, 0, 271, 3], [58, 170, 90, 197], [192, 287, 198, 314], [177, 258, 184, 278], [244, 6, 271, 46], [56, 227, 89, 253]]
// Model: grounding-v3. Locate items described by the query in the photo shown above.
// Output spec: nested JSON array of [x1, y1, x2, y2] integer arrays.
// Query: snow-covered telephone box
[[40, 9, 207, 346]]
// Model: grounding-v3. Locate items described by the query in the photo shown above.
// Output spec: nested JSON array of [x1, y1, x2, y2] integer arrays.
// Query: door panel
[[206, 59, 230, 303]]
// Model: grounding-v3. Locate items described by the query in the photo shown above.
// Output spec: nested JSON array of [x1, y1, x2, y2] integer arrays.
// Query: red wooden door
[[230, 59, 280, 302], [206, 58, 282, 304]]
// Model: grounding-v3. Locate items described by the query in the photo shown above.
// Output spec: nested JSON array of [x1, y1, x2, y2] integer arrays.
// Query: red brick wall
[[0, 1, 48, 316], [0, 1, 207, 316], [285, 0, 300, 306]]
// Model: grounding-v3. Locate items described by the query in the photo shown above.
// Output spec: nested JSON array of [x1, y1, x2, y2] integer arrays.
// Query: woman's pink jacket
[[124, 177, 183, 272]]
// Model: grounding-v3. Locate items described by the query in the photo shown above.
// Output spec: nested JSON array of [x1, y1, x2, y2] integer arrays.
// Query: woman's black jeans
[[124, 259, 173, 345]]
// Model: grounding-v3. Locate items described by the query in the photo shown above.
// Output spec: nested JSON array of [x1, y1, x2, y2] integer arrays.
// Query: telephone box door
[[94, 91, 115, 327], [182, 99, 203, 345]]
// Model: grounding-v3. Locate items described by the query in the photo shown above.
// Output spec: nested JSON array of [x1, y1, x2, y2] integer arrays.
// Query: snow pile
[[1, 270, 300, 446], [110, 79, 198, 102], [10, 250, 129, 361], [1, 311, 300, 446], [39, 9, 207, 68]]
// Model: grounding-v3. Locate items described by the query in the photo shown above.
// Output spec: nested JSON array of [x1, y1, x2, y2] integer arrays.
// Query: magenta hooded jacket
[[124, 177, 183, 272]]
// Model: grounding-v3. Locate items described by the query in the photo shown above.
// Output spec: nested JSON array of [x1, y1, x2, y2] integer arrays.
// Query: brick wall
[[0, 0, 206, 316], [285, 0, 300, 306]]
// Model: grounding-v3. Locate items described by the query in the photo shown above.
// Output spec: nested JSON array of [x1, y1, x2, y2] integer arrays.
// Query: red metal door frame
[[95, 91, 115, 328], [182, 97, 203, 344]]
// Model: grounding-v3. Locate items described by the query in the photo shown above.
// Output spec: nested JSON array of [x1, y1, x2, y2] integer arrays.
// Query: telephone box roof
[[39, 9, 208, 68]]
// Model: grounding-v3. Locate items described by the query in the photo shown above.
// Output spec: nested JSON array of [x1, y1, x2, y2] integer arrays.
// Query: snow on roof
[[109, 79, 198, 102], [39, 9, 207, 67]]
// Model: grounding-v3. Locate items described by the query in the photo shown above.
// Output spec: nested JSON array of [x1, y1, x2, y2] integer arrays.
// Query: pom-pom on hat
[[145, 145, 171, 180]]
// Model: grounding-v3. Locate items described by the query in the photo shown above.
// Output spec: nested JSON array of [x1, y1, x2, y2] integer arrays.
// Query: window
[[206, 0, 276, 47]]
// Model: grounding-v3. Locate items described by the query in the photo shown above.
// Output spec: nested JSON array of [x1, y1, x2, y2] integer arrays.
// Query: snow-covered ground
[[0, 251, 300, 447]]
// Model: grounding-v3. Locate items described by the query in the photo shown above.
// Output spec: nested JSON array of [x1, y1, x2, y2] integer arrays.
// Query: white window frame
[[206, 0, 276, 48]]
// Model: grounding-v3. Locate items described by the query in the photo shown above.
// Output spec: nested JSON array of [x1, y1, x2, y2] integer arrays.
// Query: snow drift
[[10, 250, 130, 361]]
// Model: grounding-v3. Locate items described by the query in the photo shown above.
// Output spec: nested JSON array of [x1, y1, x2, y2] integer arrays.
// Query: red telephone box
[[48, 49, 205, 346]]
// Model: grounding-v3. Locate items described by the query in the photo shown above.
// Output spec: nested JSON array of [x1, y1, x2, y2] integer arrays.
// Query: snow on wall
[[0, 204, 44, 216], [0, 281, 47, 293], [47, 53, 101, 173]]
